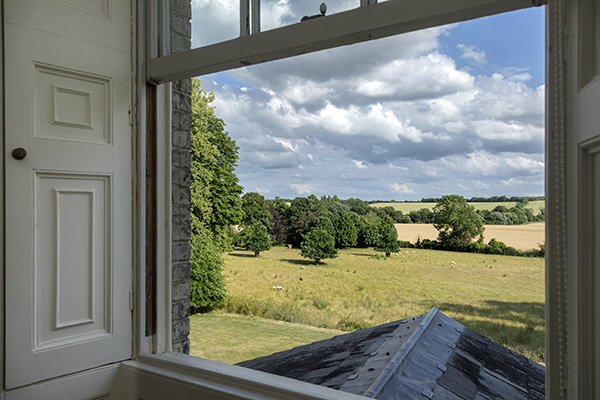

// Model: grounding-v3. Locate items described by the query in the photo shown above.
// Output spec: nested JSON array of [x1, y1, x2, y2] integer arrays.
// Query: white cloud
[[352, 160, 368, 169], [290, 184, 317, 195], [197, 16, 545, 200], [457, 44, 487, 65], [390, 183, 415, 195]]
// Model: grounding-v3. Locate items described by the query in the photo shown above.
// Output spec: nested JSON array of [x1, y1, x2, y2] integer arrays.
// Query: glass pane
[[190, 0, 240, 49], [262, 0, 359, 32]]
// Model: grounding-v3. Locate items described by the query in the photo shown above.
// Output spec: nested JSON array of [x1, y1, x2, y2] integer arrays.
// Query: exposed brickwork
[[170, 0, 192, 354]]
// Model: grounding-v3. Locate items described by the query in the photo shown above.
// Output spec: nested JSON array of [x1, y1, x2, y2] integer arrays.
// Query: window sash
[[140, 0, 556, 399], [148, 0, 540, 83]]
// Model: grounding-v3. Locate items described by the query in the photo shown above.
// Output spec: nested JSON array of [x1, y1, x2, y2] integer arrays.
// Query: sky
[[190, 1, 546, 201]]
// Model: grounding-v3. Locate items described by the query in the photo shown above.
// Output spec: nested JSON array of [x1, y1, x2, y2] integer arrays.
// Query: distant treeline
[[261, 195, 544, 229], [364, 195, 545, 204]]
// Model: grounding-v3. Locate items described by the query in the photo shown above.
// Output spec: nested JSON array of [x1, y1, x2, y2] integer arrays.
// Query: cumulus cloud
[[390, 183, 415, 195], [457, 44, 487, 65], [196, 11, 544, 200]]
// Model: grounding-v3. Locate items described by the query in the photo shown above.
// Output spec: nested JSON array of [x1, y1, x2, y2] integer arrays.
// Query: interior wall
[[170, 0, 192, 354]]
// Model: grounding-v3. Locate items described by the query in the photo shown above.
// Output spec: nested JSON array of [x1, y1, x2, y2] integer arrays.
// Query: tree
[[190, 78, 244, 236], [190, 79, 219, 235], [189, 227, 227, 310], [189, 78, 244, 307], [374, 217, 400, 257], [334, 212, 359, 248], [433, 195, 484, 248], [312, 214, 335, 236], [300, 228, 338, 265], [360, 212, 381, 247], [241, 192, 272, 230], [244, 224, 273, 257], [285, 195, 327, 246], [268, 206, 287, 244]]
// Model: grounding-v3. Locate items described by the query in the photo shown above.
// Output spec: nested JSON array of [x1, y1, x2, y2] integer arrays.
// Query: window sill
[[122, 352, 367, 399]]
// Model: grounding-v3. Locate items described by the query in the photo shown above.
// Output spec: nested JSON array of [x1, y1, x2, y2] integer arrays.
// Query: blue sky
[[191, 2, 546, 201]]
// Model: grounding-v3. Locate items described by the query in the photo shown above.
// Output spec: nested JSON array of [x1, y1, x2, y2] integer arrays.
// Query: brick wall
[[170, 0, 192, 354]]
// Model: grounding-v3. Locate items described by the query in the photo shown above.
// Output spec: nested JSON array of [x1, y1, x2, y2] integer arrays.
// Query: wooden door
[[4, 0, 133, 389]]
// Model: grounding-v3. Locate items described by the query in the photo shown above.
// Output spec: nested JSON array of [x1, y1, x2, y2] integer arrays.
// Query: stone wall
[[170, 0, 192, 354]]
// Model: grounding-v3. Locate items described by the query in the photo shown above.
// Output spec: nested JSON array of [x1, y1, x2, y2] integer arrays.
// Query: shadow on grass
[[423, 300, 545, 350], [348, 253, 376, 257], [227, 252, 256, 258], [281, 259, 325, 266]]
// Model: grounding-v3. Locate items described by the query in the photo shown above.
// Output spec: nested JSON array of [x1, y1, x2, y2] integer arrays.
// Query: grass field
[[192, 245, 546, 365], [189, 313, 343, 364], [395, 223, 545, 250], [372, 200, 545, 214]]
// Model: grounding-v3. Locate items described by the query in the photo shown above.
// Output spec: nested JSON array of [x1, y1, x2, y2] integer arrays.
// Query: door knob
[[12, 148, 27, 160]]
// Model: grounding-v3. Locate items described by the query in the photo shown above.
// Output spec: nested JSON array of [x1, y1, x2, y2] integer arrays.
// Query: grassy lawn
[[371, 200, 545, 214], [192, 246, 545, 364], [189, 313, 343, 364]]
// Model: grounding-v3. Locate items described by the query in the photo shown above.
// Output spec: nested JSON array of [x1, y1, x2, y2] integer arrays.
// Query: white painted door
[[4, 0, 133, 389]]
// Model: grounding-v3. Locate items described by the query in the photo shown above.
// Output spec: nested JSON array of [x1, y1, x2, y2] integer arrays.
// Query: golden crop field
[[395, 223, 545, 250]]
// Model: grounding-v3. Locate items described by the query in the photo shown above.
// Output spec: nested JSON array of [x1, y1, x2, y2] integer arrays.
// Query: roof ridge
[[363, 307, 440, 398]]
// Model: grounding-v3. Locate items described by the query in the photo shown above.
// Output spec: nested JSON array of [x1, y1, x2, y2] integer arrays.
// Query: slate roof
[[238, 308, 545, 399]]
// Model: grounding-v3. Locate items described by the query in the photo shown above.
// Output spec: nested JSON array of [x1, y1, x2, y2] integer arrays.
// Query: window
[[134, 1, 571, 398]]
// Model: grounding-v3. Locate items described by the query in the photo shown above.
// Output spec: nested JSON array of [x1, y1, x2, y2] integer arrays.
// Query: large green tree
[[433, 194, 485, 248], [334, 212, 359, 249], [300, 228, 338, 265], [285, 195, 327, 246], [243, 224, 273, 257], [241, 192, 272, 230], [190, 79, 218, 235], [360, 212, 382, 247], [374, 217, 400, 257], [190, 78, 244, 237], [189, 78, 243, 307]]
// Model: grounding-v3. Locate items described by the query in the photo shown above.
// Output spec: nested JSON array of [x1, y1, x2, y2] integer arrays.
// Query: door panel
[[4, 0, 132, 389]]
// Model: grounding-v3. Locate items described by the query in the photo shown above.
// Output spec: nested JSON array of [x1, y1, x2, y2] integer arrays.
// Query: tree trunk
[[386, 252, 391, 257], [314, 258, 321, 265], [255, 251, 260, 257]]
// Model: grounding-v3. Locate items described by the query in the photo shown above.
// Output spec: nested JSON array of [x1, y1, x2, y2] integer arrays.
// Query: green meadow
[[192, 246, 545, 365], [371, 200, 545, 214]]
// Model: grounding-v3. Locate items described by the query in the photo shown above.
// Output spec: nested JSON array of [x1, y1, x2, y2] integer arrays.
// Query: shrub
[[190, 228, 227, 311], [486, 238, 508, 254]]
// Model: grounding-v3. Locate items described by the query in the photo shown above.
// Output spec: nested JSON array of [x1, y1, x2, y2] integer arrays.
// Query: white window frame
[[132, 1, 566, 399]]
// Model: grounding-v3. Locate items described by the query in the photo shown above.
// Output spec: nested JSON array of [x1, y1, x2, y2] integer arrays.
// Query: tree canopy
[[241, 192, 273, 230], [189, 78, 244, 308], [190, 78, 244, 238], [433, 194, 485, 248], [243, 224, 273, 257], [300, 228, 338, 265], [374, 217, 400, 257]]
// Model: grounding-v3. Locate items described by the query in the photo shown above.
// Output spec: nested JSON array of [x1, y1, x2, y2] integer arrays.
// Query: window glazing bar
[[251, 0, 261, 34], [240, 0, 250, 36]]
